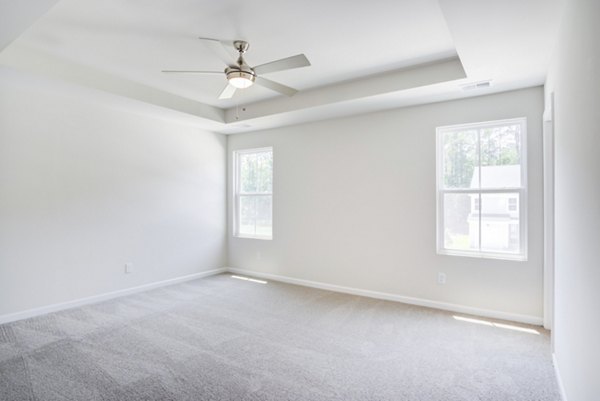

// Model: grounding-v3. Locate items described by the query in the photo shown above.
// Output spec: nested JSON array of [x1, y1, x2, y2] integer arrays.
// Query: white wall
[[228, 87, 544, 321], [0, 68, 227, 317], [544, 0, 600, 399]]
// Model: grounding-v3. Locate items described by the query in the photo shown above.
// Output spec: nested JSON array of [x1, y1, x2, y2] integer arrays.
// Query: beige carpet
[[0, 273, 560, 400]]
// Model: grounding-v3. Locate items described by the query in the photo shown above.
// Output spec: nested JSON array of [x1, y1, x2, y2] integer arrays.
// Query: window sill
[[437, 249, 527, 261], [234, 234, 273, 241]]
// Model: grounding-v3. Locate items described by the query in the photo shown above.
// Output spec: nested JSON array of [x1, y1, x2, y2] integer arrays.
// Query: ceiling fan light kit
[[162, 38, 311, 100], [226, 68, 256, 88]]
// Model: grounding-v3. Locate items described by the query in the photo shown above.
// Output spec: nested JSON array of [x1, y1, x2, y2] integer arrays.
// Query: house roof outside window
[[470, 165, 521, 189]]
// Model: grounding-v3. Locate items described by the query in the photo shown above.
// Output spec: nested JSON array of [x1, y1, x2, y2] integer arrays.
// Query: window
[[234, 147, 273, 240], [436, 118, 527, 260]]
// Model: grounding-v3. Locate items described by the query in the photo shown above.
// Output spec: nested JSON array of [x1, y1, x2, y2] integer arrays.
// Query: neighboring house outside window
[[436, 118, 527, 260], [233, 147, 273, 240], [467, 166, 521, 253]]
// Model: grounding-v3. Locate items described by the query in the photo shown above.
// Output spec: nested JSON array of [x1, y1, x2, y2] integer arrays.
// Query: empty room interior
[[0, 0, 598, 400]]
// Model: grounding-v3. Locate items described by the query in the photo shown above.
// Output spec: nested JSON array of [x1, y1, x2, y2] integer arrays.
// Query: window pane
[[255, 151, 273, 193], [240, 150, 272, 194], [239, 195, 257, 236], [239, 195, 272, 237], [480, 125, 522, 188], [240, 153, 258, 193], [480, 192, 520, 253], [255, 196, 272, 237], [442, 130, 478, 189], [443, 193, 479, 251]]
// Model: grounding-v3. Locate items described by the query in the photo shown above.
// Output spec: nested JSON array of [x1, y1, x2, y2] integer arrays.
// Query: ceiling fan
[[162, 38, 311, 100]]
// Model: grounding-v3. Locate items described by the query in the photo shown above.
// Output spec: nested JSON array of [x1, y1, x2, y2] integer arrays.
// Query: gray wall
[[228, 87, 544, 321], [545, 0, 600, 399], [0, 69, 227, 316]]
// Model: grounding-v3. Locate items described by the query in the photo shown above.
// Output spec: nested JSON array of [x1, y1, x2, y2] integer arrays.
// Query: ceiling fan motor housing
[[233, 40, 250, 54]]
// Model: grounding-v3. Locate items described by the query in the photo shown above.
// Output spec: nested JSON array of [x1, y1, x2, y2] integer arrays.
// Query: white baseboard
[[226, 267, 544, 326], [553, 353, 568, 401], [0, 268, 227, 325]]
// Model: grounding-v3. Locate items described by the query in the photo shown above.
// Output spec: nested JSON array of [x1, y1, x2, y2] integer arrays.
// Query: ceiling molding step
[[0, 0, 61, 52], [223, 57, 466, 124], [0, 44, 224, 125]]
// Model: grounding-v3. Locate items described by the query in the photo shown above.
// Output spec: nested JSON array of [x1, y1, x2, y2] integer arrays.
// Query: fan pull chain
[[235, 87, 245, 121]]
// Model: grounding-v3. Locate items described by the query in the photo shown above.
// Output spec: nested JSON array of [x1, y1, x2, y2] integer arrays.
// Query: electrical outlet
[[125, 262, 134, 274], [256, 251, 261, 260], [437, 272, 446, 285]]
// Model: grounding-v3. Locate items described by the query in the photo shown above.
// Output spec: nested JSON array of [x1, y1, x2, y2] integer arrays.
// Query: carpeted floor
[[0, 273, 560, 401]]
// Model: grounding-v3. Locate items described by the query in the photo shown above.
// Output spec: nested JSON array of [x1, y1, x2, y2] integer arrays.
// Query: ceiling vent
[[460, 80, 493, 91]]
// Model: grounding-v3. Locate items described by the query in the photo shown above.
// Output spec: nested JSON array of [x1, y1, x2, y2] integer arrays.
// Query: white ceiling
[[0, 0, 565, 133]]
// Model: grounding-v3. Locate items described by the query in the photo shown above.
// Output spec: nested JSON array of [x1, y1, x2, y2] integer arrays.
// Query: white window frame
[[436, 117, 528, 261], [233, 147, 273, 240]]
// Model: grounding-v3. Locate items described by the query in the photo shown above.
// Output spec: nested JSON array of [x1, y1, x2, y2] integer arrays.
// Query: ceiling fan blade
[[198, 37, 237, 66], [253, 54, 310, 75], [218, 84, 237, 100], [255, 76, 298, 97], [161, 70, 222, 74]]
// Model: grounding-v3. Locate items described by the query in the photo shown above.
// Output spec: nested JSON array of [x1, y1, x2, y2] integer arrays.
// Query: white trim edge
[[0, 268, 227, 324], [226, 267, 544, 326], [553, 353, 568, 401]]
